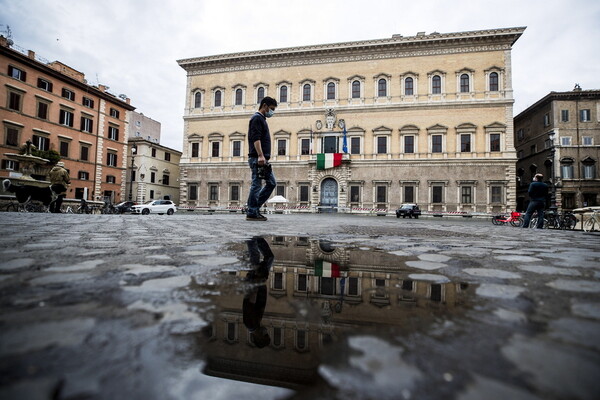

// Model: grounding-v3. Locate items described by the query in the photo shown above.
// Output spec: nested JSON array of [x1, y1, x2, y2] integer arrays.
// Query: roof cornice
[[178, 27, 526, 74], [515, 89, 600, 120]]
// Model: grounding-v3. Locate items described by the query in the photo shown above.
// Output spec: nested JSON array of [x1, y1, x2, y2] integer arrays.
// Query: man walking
[[246, 96, 277, 221], [48, 161, 70, 213], [522, 173, 549, 228]]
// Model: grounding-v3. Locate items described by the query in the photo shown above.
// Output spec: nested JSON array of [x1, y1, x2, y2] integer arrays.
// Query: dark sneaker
[[246, 214, 267, 221]]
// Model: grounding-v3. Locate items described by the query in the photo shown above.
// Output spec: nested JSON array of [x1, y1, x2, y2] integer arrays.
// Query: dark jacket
[[528, 181, 548, 202], [247, 112, 271, 159]]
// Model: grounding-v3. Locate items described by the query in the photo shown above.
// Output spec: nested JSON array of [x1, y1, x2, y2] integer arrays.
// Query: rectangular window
[[431, 135, 442, 153], [164, 152, 171, 161], [59, 109, 74, 127], [404, 186, 414, 203], [80, 145, 90, 161], [151, 148, 156, 157], [82, 96, 94, 108], [583, 165, 596, 179], [530, 144, 537, 155], [561, 165, 573, 179], [461, 186, 472, 204], [278, 139, 286, 156], [232, 141, 241, 157], [2, 159, 19, 171], [106, 175, 116, 184], [320, 277, 335, 295], [188, 184, 198, 200], [583, 136, 593, 145], [37, 101, 49, 119], [8, 65, 26, 81], [150, 172, 156, 183], [230, 185, 239, 201], [432, 186, 443, 203], [348, 277, 359, 296], [212, 142, 220, 157], [5, 127, 19, 146], [149, 190, 154, 199], [80, 116, 93, 133], [561, 110, 569, 122], [110, 108, 120, 118], [580, 109, 591, 122], [191, 142, 199, 157], [460, 134, 471, 152], [491, 186, 502, 203], [351, 137, 360, 154], [376, 185, 387, 203], [298, 274, 307, 292], [404, 136, 414, 153], [162, 175, 170, 186], [543, 113, 550, 127], [377, 137, 387, 154], [350, 186, 360, 203], [78, 171, 89, 180], [59, 141, 69, 157], [276, 185, 285, 197], [62, 88, 75, 101], [517, 129, 524, 141], [32, 134, 49, 151], [37, 78, 53, 92], [8, 91, 21, 111], [107, 153, 117, 167], [301, 138, 310, 155], [300, 185, 309, 202], [563, 193, 575, 209], [490, 134, 501, 152], [561, 137, 572, 146], [108, 126, 119, 141], [209, 185, 218, 201]]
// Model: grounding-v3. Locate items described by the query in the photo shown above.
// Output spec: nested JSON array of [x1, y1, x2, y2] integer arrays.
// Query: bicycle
[[545, 210, 561, 230], [528, 211, 548, 229], [1, 200, 19, 212], [583, 210, 600, 232], [491, 211, 523, 227], [559, 211, 577, 230]]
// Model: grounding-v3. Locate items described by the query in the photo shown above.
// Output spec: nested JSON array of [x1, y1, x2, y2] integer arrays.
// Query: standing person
[[522, 173, 549, 228], [246, 96, 277, 221], [48, 161, 70, 213]]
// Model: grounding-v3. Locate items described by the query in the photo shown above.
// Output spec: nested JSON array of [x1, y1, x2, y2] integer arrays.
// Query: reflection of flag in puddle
[[315, 260, 342, 277]]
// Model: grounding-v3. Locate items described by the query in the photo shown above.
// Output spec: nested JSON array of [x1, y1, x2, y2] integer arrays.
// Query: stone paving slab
[[0, 212, 599, 400]]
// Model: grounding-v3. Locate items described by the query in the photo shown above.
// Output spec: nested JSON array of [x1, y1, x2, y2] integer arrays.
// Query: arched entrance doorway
[[320, 178, 338, 212]]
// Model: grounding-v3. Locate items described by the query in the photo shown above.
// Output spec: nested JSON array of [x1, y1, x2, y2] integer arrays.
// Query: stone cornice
[[178, 27, 526, 76]]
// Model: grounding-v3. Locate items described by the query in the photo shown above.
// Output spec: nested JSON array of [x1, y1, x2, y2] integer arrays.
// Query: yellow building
[[177, 27, 525, 214]]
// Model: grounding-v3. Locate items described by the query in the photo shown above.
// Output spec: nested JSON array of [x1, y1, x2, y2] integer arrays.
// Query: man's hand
[[257, 155, 266, 166]]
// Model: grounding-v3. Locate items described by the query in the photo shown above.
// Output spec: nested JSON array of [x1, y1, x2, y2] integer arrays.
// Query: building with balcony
[[514, 87, 600, 210], [0, 36, 135, 202], [178, 27, 525, 213]]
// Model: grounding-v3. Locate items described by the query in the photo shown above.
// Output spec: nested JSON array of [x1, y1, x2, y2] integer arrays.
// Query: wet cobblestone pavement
[[0, 212, 599, 400]]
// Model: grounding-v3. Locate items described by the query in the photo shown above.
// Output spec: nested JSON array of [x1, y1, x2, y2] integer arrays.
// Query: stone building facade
[[514, 87, 600, 210], [177, 28, 525, 213], [0, 36, 135, 202], [126, 136, 182, 205]]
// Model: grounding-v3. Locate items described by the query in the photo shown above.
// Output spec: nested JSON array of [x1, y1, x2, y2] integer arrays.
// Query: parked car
[[115, 201, 136, 214], [395, 204, 421, 219], [131, 200, 177, 215]]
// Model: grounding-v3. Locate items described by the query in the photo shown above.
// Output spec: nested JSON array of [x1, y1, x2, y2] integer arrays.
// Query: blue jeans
[[246, 157, 276, 217], [522, 200, 545, 228]]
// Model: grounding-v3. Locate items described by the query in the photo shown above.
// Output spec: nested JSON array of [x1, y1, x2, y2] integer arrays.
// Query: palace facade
[[178, 27, 525, 213]]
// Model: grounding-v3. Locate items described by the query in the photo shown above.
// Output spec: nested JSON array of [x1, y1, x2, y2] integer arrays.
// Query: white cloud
[[2, 0, 599, 151]]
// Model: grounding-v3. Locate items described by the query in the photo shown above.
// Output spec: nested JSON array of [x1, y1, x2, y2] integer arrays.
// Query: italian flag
[[315, 260, 341, 277], [316, 153, 343, 170]]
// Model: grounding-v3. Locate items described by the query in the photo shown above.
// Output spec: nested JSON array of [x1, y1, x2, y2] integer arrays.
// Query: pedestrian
[[246, 96, 277, 221], [48, 161, 70, 213], [522, 173, 549, 228]]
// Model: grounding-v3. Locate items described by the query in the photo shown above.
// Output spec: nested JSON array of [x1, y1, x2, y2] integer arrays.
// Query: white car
[[131, 200, 177, 215]]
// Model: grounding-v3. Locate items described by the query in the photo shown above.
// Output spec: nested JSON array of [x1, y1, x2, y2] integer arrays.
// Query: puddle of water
[[177, 236, 475, 395]]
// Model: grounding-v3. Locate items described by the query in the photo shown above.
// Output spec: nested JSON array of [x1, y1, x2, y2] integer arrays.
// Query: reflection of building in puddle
[[197, 236, 471, 389]]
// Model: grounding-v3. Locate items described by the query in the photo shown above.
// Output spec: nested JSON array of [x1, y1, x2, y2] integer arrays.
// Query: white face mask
[[266, 109, 275, 118]]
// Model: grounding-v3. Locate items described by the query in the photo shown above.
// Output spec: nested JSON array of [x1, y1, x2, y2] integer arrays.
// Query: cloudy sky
[[2, 0, 599, 151]]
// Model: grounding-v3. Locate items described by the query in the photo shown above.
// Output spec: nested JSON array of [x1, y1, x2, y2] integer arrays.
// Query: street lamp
[[547, 131, 557, 211], [129, 143, 137, 201]]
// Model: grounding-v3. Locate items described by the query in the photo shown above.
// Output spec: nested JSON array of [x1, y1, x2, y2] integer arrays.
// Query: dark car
[[115, 201, 136, 214], [396, 204, 421, 219]]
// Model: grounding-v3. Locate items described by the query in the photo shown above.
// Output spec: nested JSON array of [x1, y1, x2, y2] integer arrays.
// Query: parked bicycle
[[583, 210, 600, 232], [1, 200, 19, 212], [491, 211, 523, 227], [560, 211, 577, 230]]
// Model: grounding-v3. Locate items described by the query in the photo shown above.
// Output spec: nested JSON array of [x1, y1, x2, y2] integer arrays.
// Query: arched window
[[432, 75, 441, 94], [235, 89, 243, 105], [460, 74, 470, 93], [327, 82, 336, 100], [489, 72, 499, 91], [280, 85, 288, 103], [352, 80, 361, 98], [405, 77, 413, 96], [303, 84, 311, 101], [194, 92, 201, 108], [214, 90, 222, 107], [257, 87, 265, 104], [378, 78, 387, 97]]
